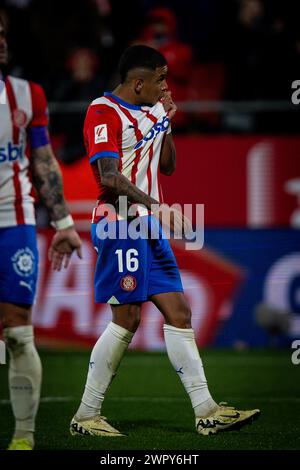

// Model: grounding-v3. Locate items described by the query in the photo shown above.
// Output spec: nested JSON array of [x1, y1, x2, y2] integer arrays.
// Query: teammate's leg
[[150, 291, 219, 419], [71, 303, 141, 436], [1, 303, 42, 450]]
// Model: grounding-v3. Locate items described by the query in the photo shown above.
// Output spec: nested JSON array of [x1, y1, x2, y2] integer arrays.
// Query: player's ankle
[[14, 430, 34, 446], [194, 398, 219, 418], [76, 402, 100, 420]]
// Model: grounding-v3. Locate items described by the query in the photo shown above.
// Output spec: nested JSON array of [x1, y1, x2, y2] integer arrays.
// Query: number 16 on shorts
[[115, 249, 139, 272]]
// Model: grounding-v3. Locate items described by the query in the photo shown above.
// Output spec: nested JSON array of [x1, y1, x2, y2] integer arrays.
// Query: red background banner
[[58, 135, 300, 228]]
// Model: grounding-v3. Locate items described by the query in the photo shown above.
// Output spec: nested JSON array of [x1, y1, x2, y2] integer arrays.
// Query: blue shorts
[[0, 225, 39, 305], [91, 215, 183, 304]]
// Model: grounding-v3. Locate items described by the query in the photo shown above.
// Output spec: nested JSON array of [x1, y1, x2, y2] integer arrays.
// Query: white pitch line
[[0, 396, 74, 405], [1, 396, 300, 405], [106, 397, 300, 403], [120, 358, 294, 367]]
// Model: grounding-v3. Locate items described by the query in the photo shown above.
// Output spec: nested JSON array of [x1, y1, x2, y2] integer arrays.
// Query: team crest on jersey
[[120, 275, 137, 291], [94, 124, 108, 144], [12, 109, 28, 128], [11, 248, 35, 277]]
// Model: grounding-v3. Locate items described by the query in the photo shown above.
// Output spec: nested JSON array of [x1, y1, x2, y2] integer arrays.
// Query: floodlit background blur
[[1, 0, 300, 350]]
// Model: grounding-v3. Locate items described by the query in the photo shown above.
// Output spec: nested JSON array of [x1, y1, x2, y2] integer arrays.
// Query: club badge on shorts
[[11, 247, 35, 277], [120, 275, 137, 291]]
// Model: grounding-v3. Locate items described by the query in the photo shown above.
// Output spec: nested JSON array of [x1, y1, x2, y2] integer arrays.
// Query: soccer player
[[69, 45, 260, 437], [0, 17, 82, 450]]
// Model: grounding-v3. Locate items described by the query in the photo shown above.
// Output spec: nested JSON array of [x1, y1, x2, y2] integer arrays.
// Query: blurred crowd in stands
[[1, 0, 300, 162]]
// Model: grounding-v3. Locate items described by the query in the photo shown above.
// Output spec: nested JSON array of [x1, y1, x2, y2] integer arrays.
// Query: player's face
[[0, 23, 8, 67], [141, 65, 168, 106]]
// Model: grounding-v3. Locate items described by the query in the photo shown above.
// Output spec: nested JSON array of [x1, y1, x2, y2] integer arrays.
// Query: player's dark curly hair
[[118, 45, 167, 83]]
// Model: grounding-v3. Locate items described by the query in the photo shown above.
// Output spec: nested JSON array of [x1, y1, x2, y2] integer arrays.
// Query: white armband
[[167, 123, 172, 134], [51, 215, 74, 230]]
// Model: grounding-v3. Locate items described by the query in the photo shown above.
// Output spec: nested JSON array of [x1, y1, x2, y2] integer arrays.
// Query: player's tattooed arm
[[31, 144, 82, 271], [99, 157, 192, 235], [159, 133, 176, 176], [98, 157, 159, 209], [30, 144, 70, 221]]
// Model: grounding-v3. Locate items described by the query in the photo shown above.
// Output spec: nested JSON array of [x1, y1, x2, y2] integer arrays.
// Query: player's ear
[[134, 78, 144, 94]]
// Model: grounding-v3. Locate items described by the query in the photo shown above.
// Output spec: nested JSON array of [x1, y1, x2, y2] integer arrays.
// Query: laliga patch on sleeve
[[94, 124, 108, 144]]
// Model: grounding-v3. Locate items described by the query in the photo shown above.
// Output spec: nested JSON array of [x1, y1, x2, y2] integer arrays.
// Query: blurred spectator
[[222, 0, 300, 132], [136, 7, 195, 129], [93, 0, 111, 17], [51, 48, 104, 164], [1, 0, 300, 134], [90, 0, 144, 87], [224, 0, 268, 101]]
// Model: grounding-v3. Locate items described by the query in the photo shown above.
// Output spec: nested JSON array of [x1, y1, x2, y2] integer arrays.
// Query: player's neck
[[112, 85, 141, 107]]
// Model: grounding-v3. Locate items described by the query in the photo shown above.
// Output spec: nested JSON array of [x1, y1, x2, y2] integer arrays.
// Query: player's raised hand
[[161, 91, 177, 119], [48, 226, 82, 271]]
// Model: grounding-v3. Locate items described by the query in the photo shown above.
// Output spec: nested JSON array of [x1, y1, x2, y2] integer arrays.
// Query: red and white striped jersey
[[0, 75, 48, 227], [84, 92, 170, 217]]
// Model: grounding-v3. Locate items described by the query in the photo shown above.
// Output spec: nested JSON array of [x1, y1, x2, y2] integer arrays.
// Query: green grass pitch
[[0, 349, 299, 450]]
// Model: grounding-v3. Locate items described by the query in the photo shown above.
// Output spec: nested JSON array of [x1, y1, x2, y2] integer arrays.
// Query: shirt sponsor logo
[[94, 124, 108, 144], [134, 115, 170, 150], [0, 142, 24, 163]]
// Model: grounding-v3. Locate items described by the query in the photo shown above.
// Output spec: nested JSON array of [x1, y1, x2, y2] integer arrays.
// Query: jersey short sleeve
[[84, 104, 121, 164], [29, 82, 49, 127]]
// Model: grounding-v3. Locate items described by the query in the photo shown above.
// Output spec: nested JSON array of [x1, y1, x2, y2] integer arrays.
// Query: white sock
[[4, 325, 42, 446], [76, 321, 134, 419], [163, 324, 218, 418]]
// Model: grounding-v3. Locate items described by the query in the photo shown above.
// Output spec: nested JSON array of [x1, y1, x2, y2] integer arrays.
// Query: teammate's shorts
[[0, 225, 39, 305], [91, 215, 183, 304]]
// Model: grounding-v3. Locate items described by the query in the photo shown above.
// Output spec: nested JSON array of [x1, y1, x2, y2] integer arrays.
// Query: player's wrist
[[50, 215, 74, 231]]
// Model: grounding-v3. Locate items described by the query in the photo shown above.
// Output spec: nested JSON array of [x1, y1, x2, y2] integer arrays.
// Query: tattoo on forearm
[[31, 145, 69, 220], [98, 158, 158, 209]]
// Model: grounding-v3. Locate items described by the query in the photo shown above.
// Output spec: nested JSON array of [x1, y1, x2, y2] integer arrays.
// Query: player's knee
[[3, 324, 33, 356], [125, 307, 141, 332], [169, 307, 192, 329], [113, 305, 141, 332], [2, 308, 31, 329], [4, 312, 30, 328], [179, 307, 192, 328]]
